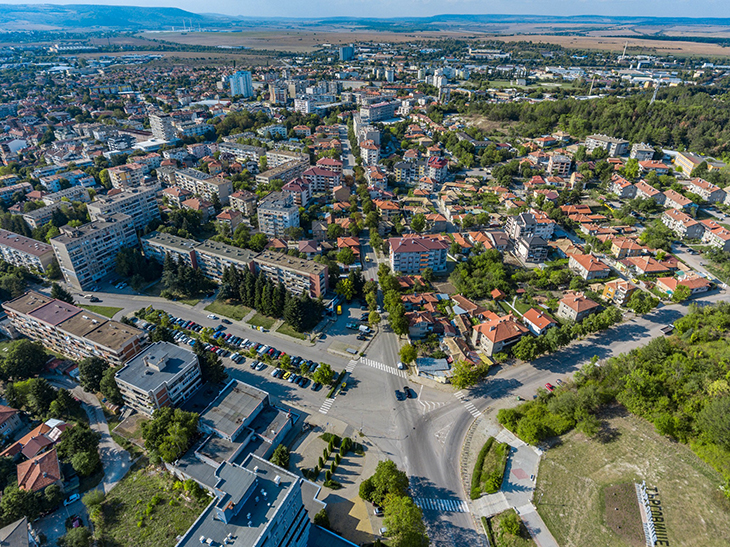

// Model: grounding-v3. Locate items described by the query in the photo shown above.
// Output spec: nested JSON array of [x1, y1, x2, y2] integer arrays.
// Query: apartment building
[[218, 142, 266, 164], [162, 186, 192, 208], [265, 150, 309, 168], [41, 186, 91, 205], [22, 201, 67, 230], [603, 279, 638, 306], [427, 157, 449, 182], [315, 157, 343, 174], [253, 251, 328, 297], [0, 183, 32, 203], [547, 154, 571, 177], [107, 163, 145, 189], [140, 231, 198, 268], [687, 178, 726, 203], [700, 219, 730, 251], [584, 134, 629, 157], [515, 235, 549, 263], [174, 169, 233, 205], [662, 209, 704, 240], [195, 239, 257, 281], [50, 213, 138, 290], [228, 70, 254, 97], [301, 166, 341, 192], [505, 212, 555, 241], [115, 342, 201, 416], [2, 291, 145, 364], [389, 236, 449, 275], [87, 186, 160, 230], [0, 229, 55, 272], [608, 174, 636, 199], [360, 140, 380, 165], [149, 113, 176, 141], [282, 179, 312, 207], [634, 180, 662, 202], [557, 293, 600, 322], [360, 101, 396, 122], [673, 151, 707, 175], [663, 189, 694, 211], [229, 190, 258, 216], [630, 143, 655, 162], [255, 160, 308, 187], [257, 192, 300, 237], [38, 169, 95, 192]]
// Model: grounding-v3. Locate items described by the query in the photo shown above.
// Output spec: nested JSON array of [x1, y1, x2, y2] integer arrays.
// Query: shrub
[[335, 453, 341, 465], [325, 470, 332, 481]]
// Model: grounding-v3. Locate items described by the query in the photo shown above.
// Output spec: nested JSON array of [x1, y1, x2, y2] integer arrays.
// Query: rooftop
[[51, 213, 132, 244], [197, 239, 257, 264], [199, 380, 268, 441], [141, 231, 200, 253], [0, 229, 53, 257], [255, 250, 327, 276], [115, 342, 198, 393]]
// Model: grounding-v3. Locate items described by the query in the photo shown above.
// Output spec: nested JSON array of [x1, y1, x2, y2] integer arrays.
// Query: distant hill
[[0, 4, 219, 30]]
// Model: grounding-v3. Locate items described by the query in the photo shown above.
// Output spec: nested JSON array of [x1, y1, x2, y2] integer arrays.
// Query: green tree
[[383, 495, 429, 547], [627, 291, 659, 315], [501, 511, 521, 536], [313, 363, 335, 386], [43, 483, 64, 511], [141, 407, 199, 463], [335, 278, 355, 301], [57, 526, 93, 547], [410, 213, 426, 233], [671, 284, 692, 303], [368, 311, 381, 326], [1, 485, 40, 522], [270, 445, 290, 469], [313, 508, 330, 530], [399, 344, 417, 365], [78, 356, 109, 393], [698, 396, 730, 449], [359, 460, 409, 507], [100, 367, 124, 406], [51, 282, 75, 304], [71, 450, 101, 477], [26, 378, 56, 416], [0, 340, 47, 380], [57, 423, 101, 461], [451, 360, 489, 390], [327, 223, 344, 240], [337, 248, 356, 265]]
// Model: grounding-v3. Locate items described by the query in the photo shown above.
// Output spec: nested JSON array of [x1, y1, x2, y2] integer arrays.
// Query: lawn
[[248, 313, 276, 330], [277, 322, 307, 340], [484, 510, 537, 547], [80, 304, 123, 319], [535, 407, 730, 547], [203, 300, 251, 321], [471, 437, 509, 498], [98, 461, 209, 547]]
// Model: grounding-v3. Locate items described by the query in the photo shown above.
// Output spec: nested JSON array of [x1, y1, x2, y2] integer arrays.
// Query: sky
[[2, 0, 729, 19]]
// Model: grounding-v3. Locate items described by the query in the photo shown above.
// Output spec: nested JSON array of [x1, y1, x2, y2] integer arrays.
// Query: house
[[687, 178, 725, 203], [663, 189, 695, 211], [406, 310, 438, 338], [297, 240, 320, 259], [700, 219, 730, 251], [610, 237, 644, 259], [425, 213, 447, 233], [162, 186, 192, 208], [602, 279, 638, 306], [568, 253, 611, 280], [662, 209, 704, 240], [634, 180, 662, 202], [557, 293, 600, 322], [215, 209, 243, 233], [332, 185, 350, 203], [0, 419, 70, 459], [522, 308, 557, 336], [638, 161, 670, 175], [656, 276, 711, 296], [0, 517, 34, 547], [608, 175, 636, 199], [451, 294, 492, 321], [182, 198, 215, 222], [0, 405, 22, 440], [623, 256, 671, 276], [515, 235, 548, 263], [471, 315, 529, 356], [17, 448, 62, 493]]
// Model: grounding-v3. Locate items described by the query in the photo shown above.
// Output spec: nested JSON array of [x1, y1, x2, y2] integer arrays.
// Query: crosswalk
[[454, 390, 482, 419], [345, 359, 358, 373], [413, 497, 470, 513], [359, 357, 408, 378], [319, 397, 336, 415]]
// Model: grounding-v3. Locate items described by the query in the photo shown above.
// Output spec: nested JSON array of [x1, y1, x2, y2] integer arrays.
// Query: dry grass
[[535, 408, 730, 547]]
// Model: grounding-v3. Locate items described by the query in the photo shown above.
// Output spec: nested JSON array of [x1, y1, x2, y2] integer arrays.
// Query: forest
[[498, 302, 730, 495]]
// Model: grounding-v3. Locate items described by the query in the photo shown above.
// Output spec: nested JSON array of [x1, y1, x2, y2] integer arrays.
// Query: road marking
[[345, 359, 358, 373], [454, 391, 482, 419], [319, 397, 336, 415], [359, 357, 408, 378], [414, 497, 469, 513]]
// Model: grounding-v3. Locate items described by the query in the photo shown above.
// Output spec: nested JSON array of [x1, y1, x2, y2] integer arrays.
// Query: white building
[[229, 70, 254, 98], [257, 192, 300, 237]]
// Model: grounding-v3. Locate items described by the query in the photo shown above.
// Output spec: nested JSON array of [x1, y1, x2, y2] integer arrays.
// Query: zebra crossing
[[319, 396, 336, 415], [454, 390, 482, 419], [359, 357, 408, 378], [345, 359, 358, 373], [413, 497, 470, 513]]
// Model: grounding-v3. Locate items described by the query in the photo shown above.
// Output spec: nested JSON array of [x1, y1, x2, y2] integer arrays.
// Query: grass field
[[204, 300, 251, 321], [276, 322, 307, 340], [248, 313, 276, 330], [80, 304, 123, 319], [98, 461, 208, 547], [535, 407, 730, 547]]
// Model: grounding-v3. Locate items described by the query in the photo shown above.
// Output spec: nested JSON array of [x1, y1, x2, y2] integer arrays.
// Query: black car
[[222, 319, 232, 324], [357, 335, 367, 341], [404, 386, 413, 398], [311, 382, 321, 391]]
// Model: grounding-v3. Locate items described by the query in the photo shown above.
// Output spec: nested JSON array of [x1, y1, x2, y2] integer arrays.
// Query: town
[[0, 9, 729, 547]]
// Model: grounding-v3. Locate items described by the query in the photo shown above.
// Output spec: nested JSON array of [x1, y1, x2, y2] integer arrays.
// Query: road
[[338, 124, 356, 176]]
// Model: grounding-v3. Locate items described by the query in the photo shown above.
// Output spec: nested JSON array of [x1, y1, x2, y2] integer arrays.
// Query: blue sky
[[4, 0, 729, 18]]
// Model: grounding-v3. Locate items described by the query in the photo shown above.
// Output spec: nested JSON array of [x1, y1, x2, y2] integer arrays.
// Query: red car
[[544, 383, 555, 392]]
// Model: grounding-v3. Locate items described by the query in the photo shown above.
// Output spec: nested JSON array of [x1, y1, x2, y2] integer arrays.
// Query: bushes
[[471, 438, 494, 499], [470, 438, 509, 499]]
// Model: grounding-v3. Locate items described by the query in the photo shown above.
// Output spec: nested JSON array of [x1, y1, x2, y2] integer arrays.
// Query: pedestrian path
[[414, 497, 470, 513], [319, 396, 336, 415], [454, 390, 483, 419], [359, 357, 408, 378]]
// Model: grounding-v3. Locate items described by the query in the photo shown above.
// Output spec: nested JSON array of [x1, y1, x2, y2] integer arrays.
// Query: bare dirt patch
[[603, 483, 644, 547]]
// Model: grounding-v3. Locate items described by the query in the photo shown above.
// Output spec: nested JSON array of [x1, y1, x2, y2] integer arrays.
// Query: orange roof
[[522, 308, 557, 330], [17, 448, 61, 492], [569, 253, 611, 272], [559, 294, 600, 313], [474, 315, 528, 343]]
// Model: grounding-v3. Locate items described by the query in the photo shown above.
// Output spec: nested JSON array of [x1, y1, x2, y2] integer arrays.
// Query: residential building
[[266, 150, 309, 168], [254, 251, 328, 297], [107, 163, 145, 188], [39, 170, 95, 193], [663, 189, 695, 211], [584, 134, 629, 157], [389, 236, 449, 275], [115, 342, 201, 416], [471, 315, 528, 356], [0, 405, 22, 440], [630, 143, 655, 161], [282, 179, 312, 207], [0, 230, 55, 272], [505, 212, 555, 241], [700, 219, 730, 251], [656, 276, 711, 297], [687, 178, 726, 203], [218, 142, 266, 164], [638, 160, 670, 175], [602, 279, 638, 306], [87, 186, 160, 230], [229, 190, 258, 217], [194, 239, 258, 281], [427, 157, 449, 182], [315, 157, 343, 174], [661, 209, 704, 240], [610, 237, 644, 259], [360, 140, 380, 165], [674, 151, 708, 175], [360, 101, 396, 123], [216, 210, 243, 234], [257, 192, 300, 237], [182, 198, 215, 222], [522, 308, 557, 336], [547, 154, 571, 177], [634, 180, 662, 202], [228, 70, 254, 97], [0, 183, 32, 203], [557, 293, 600, 322], [515, 235, 548, 263], [17, 449, 62, 493], [22, 202, 68, 230], [608, 174, 636, 199], [255, 160, 308, 187], [2, 291, 145, 364], [568, 253, 611, 280], [149, 113, 176, 141], [50, 213, 138, 290], [302, 166, 341, 192], [622, 256, 670, 276], [175, 169, 232, 205], [162, 186, 192, 208], [141, 231, 201, 269], [340, 45, 355, 60]]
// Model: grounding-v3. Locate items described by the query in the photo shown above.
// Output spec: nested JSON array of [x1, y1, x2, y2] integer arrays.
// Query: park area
[[535, 407, 730, 547]]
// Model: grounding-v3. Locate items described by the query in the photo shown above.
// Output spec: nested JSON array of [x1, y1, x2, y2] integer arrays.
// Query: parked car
[[64, 494, 80, 506], [207, 314, 218, 319], [221, 318, 232, 324], [271, 368, 281, 377], [544, 383, 555, 392], [404, 386, 413, 399], [397, 362, 405, 370], [311, 382, 321, 391]]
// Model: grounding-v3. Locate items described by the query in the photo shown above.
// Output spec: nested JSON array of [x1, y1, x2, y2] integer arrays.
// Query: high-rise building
[[149, 113, 176, 141], [87, 186, 161, 231], [0, 230, 55, 273], [339, 45, 354, 61], [228, 70, 254, 98], [50, 214, 138, 290], [257, 192, 299, 237]]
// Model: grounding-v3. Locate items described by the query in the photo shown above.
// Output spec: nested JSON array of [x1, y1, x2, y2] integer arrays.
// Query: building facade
[[389, 236, 449, 275], [0, 229, 55, 272], [257, 192, 300, 237], [87, 186, 160, 230]]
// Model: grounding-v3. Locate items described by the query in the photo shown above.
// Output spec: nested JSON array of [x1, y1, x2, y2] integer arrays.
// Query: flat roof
[[177, 455, 299, 547], [51, 213, 131, 244], [115, 342, 197, 392], [0, 230, 53, 257], [2, 291, 53, 316], [196, 239, 257, 265], [56, 311, 108, 338], [29, 300, 80, 326], [199, 380, 268, 440], [255, 250, 326, 275], [83, 320, 143, 351], [141, 231, 199, 253]]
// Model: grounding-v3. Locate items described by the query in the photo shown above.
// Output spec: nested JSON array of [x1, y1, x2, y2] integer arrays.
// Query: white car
[[64, 493, 80, 506], [397, 362, 405, 370], [207, 314, 218, 320]]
